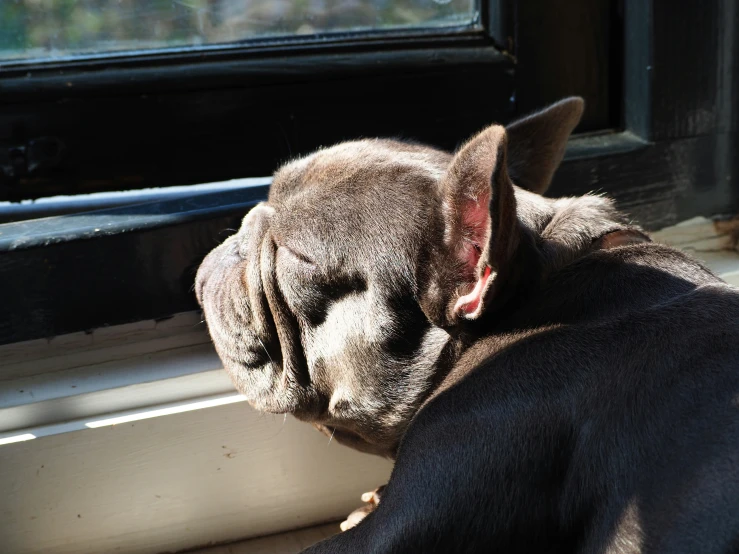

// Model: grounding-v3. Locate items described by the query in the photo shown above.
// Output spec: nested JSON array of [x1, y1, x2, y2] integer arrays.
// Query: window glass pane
[[0, 0, 479, 62]]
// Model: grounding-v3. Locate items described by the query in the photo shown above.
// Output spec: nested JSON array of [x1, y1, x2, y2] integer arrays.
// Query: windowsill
[[651, 215, 739, 287], [0, 178, 270, 224], [188, 523, 339, 554], [0, 312, 228, 437], [0, 312, 393, 554]]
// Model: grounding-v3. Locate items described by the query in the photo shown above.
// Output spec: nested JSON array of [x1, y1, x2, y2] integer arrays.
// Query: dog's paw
[[340, 485, 385, 532]]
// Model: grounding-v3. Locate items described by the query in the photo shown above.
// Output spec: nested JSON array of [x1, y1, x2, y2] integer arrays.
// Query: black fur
[[304, 244, 739, 553]]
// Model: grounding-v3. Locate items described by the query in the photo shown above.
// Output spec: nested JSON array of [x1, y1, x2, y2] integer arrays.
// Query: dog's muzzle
[[196, 203, 314, 415]]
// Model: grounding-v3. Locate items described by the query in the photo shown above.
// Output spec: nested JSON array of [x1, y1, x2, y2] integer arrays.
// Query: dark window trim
[[0, 27, 493, 78], [1, 1, 500, 76], [0, 42, 506, 100], [0, 0, 618, 202], [0, 0, 506, 95], [5, 0, 736, 346]]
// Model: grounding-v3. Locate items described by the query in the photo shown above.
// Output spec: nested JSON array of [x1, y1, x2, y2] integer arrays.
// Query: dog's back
[[381, 243, 739, 553], [306, 243, 739, 554]]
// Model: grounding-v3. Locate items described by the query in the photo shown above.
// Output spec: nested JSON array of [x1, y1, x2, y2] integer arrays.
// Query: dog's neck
[[515, 187, 645, 270], [413, 191, 649, 433], [455, 188, 641, 328]]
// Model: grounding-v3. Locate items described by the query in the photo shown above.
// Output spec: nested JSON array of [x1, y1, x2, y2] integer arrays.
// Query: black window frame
[[1, 0, 736, 346], [0, 0, 619, 202]]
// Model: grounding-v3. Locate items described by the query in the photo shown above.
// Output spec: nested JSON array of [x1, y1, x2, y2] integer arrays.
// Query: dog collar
[[592, 228, 652, 250]]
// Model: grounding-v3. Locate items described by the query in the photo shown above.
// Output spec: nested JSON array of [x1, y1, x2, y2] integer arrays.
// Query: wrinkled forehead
[[265, 139, 450, 270], [269, 139, 449, 201]]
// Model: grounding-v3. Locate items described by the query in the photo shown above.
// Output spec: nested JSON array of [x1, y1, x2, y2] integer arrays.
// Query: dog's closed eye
[[277, 244, 318, 269]]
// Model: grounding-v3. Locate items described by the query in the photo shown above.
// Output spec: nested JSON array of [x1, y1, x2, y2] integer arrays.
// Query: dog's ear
[[506, 96, 584, 195], [422, 124, 518, 325], [420, 98, 583, 327]]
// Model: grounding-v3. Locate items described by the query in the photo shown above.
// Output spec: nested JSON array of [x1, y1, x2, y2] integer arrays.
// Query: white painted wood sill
[[0, 316, 392, 554], [0, 215, 737, 554]]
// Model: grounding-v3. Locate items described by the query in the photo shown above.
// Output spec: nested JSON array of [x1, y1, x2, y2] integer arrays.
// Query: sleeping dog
[[196, 97, 739, 553]]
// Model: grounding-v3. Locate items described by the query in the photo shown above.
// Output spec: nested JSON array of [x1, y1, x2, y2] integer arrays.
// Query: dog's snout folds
[[196, 203, 275, 306]]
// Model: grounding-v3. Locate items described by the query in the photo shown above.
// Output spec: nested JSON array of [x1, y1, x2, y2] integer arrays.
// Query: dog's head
[[196, 97, 628, 457]]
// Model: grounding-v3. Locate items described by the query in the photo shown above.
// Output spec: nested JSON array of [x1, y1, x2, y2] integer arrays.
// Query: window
[[2, 0, 479, 62], [0, 0, 622, 202]]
